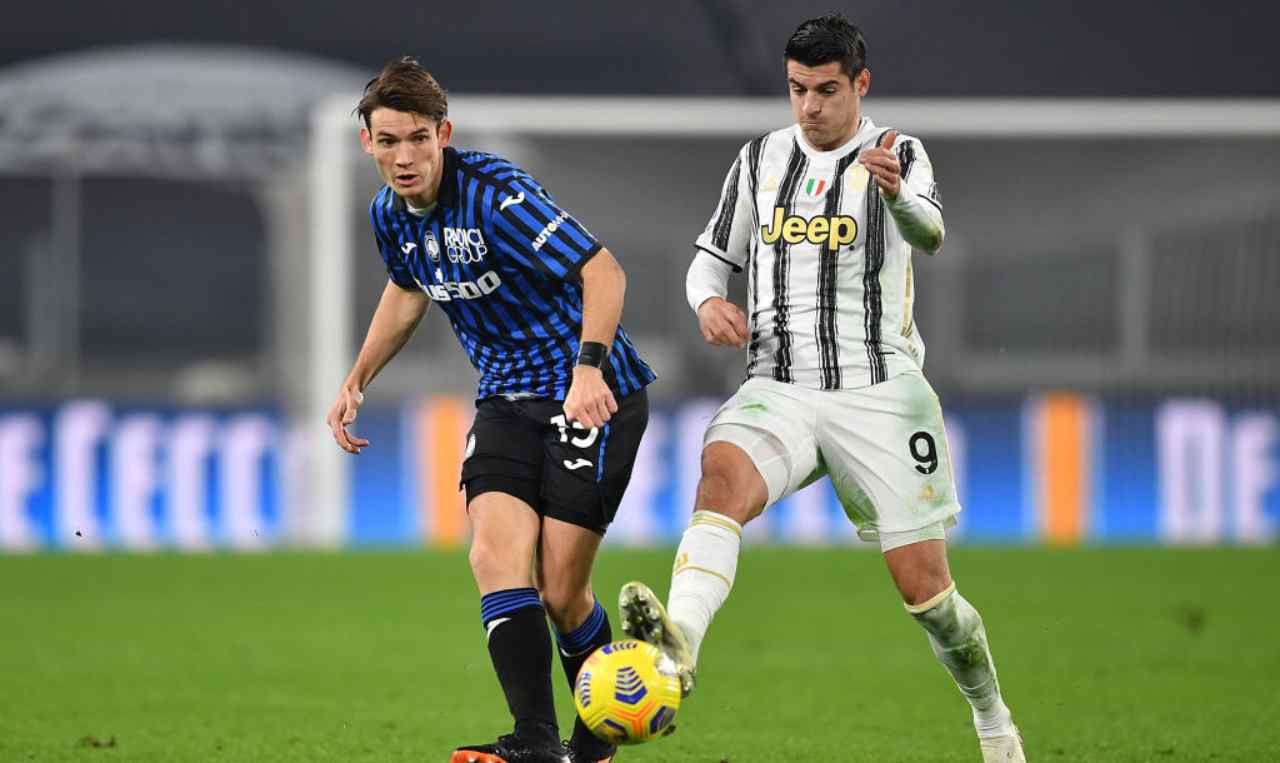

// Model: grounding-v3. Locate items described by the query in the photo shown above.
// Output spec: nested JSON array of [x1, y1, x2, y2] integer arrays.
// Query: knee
[[698, 446, 766, 525], [901, 577, 954, 609], [696, 472, 751, 525], [468, 541, 518, 585], [884, 535, 952, 608], [539, 581, 593, 631], [695, 466, 735, 508]]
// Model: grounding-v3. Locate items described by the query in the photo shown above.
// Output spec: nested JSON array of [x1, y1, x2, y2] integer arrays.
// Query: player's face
[[360, 108, 453, 206], [787, 60, 870, 151]]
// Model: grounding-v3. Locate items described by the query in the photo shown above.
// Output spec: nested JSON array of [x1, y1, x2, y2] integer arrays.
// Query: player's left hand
[[858, 130, 901, 199], [563, 366, 618, 430]]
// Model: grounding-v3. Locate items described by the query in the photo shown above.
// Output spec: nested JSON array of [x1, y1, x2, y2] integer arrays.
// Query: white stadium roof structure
[[0, 45, 368, 177]]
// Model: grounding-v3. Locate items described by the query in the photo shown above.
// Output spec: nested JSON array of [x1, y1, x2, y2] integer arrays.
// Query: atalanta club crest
[[425, 231, 441, 262]]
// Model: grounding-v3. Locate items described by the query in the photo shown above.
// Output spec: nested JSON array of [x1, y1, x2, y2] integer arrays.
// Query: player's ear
[[359, 126, 374, 155], [855, 68, 871, 97], [437, 119, 453, 149]]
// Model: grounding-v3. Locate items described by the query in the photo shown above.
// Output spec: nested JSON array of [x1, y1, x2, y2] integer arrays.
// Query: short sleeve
[[488, 179, 603, 280], [693, 145, 753, 272]]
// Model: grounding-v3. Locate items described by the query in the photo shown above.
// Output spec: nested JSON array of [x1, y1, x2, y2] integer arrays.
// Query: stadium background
[[1, 2, 1279, 761], [2, 0, 1277, 551]]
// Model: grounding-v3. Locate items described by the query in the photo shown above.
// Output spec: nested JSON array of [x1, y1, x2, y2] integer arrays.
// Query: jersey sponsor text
[[759, 208, 858, 249]]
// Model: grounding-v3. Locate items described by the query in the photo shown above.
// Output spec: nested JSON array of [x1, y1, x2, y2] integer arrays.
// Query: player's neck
[[405, 199, 437, 217], [401, 192, 436, 210], [399, 186, 438, 210]]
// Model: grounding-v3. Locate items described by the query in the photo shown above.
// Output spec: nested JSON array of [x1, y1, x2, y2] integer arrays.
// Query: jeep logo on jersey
[[425, 231, 441, 262], [443, 227, 488, 264], [415, 270, 502, 302], [532, 211, 569, 251], [760, 208, 858, 249]]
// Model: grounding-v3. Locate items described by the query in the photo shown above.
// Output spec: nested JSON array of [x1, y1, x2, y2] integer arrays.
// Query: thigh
[[461, 397, 544, 512], [539, 388, 650, 535], [817, 371, 961, 541], [703, 378, 823, 508]]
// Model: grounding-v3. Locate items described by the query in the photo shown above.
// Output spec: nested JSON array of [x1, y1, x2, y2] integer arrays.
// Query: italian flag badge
[[805, 178, 827, 197]]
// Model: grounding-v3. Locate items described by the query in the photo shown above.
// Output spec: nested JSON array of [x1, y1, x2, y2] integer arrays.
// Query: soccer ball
[[573, 639, 681, 745]]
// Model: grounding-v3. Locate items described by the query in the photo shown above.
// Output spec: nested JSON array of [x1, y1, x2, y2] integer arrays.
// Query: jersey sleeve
[[488, 177, 603, 280], [369, 201, 420, 290], [693, 145, 752, 272], [884, 135, 946, 253], [897, 136, 942, 212]]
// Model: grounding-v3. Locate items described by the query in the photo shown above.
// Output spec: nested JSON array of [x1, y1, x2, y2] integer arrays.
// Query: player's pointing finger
[[882, 130, 898, 149]]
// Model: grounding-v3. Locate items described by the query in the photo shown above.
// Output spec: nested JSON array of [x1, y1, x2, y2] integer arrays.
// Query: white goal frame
[[304, 96, 1280, 542]]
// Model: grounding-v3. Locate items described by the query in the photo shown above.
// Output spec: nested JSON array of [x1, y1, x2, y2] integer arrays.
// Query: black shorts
[[460, 388, 649, 534]]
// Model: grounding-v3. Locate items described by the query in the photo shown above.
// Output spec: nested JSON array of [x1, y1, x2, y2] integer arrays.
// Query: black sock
[[480, 588, 558, 747], [556, 598, 615, 754]]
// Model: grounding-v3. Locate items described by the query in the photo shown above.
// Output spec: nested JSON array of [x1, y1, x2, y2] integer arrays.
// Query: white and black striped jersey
[[694, 117, 944, 390]]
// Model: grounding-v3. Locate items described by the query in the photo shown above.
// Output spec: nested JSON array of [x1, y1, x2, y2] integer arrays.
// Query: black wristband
[[576, 341, 610, 369]]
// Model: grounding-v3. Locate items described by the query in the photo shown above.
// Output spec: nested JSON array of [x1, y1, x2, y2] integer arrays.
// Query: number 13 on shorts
[[550, 413, 600, 473]]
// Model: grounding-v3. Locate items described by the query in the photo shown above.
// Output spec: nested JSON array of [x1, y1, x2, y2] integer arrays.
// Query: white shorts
[[704, 371, 961, 543]]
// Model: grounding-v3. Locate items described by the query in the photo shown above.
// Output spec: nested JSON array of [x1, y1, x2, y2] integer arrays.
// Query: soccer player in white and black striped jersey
[[620, 15, 1025, 761]]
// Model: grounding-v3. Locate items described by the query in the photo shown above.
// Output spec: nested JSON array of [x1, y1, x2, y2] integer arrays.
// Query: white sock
[[666, 510, 743, 664], [908, 585, 1014, 739]]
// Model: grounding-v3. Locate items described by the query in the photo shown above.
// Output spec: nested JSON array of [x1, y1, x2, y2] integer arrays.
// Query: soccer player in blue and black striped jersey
[[326, 58, 655, 763]]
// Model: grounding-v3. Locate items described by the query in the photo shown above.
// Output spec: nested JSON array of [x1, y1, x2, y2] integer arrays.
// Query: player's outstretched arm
[[327, 280, 430, 453], [562, 248, 624, 430]]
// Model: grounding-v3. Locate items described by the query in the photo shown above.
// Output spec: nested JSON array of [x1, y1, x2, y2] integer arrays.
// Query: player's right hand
[[697, 297, 749, 349], [326, 386, 370, 454]]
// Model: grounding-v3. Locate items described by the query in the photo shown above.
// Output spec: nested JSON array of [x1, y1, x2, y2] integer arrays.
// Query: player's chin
[[800, 124, 829, 141]]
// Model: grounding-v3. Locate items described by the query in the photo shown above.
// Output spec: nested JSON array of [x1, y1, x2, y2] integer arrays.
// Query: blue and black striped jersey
[[369, 147, 656, 401]]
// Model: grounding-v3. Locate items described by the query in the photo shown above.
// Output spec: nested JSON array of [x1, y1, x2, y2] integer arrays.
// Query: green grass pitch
[[2, 547, 1277, 761]]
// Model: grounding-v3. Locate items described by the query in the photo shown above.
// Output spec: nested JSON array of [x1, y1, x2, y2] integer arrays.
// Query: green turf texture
[[2, 547, 1277, 761]]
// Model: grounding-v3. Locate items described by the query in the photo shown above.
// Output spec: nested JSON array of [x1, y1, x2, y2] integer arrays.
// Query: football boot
[[618, 581, 695, 697]]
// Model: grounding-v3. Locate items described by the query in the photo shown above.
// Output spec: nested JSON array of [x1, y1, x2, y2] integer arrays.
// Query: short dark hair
[[356, 56, 448, 130], [784, 14, 867, 80]]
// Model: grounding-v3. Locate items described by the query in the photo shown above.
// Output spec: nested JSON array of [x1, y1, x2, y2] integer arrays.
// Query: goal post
[[304, 95, 1280, 542]]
